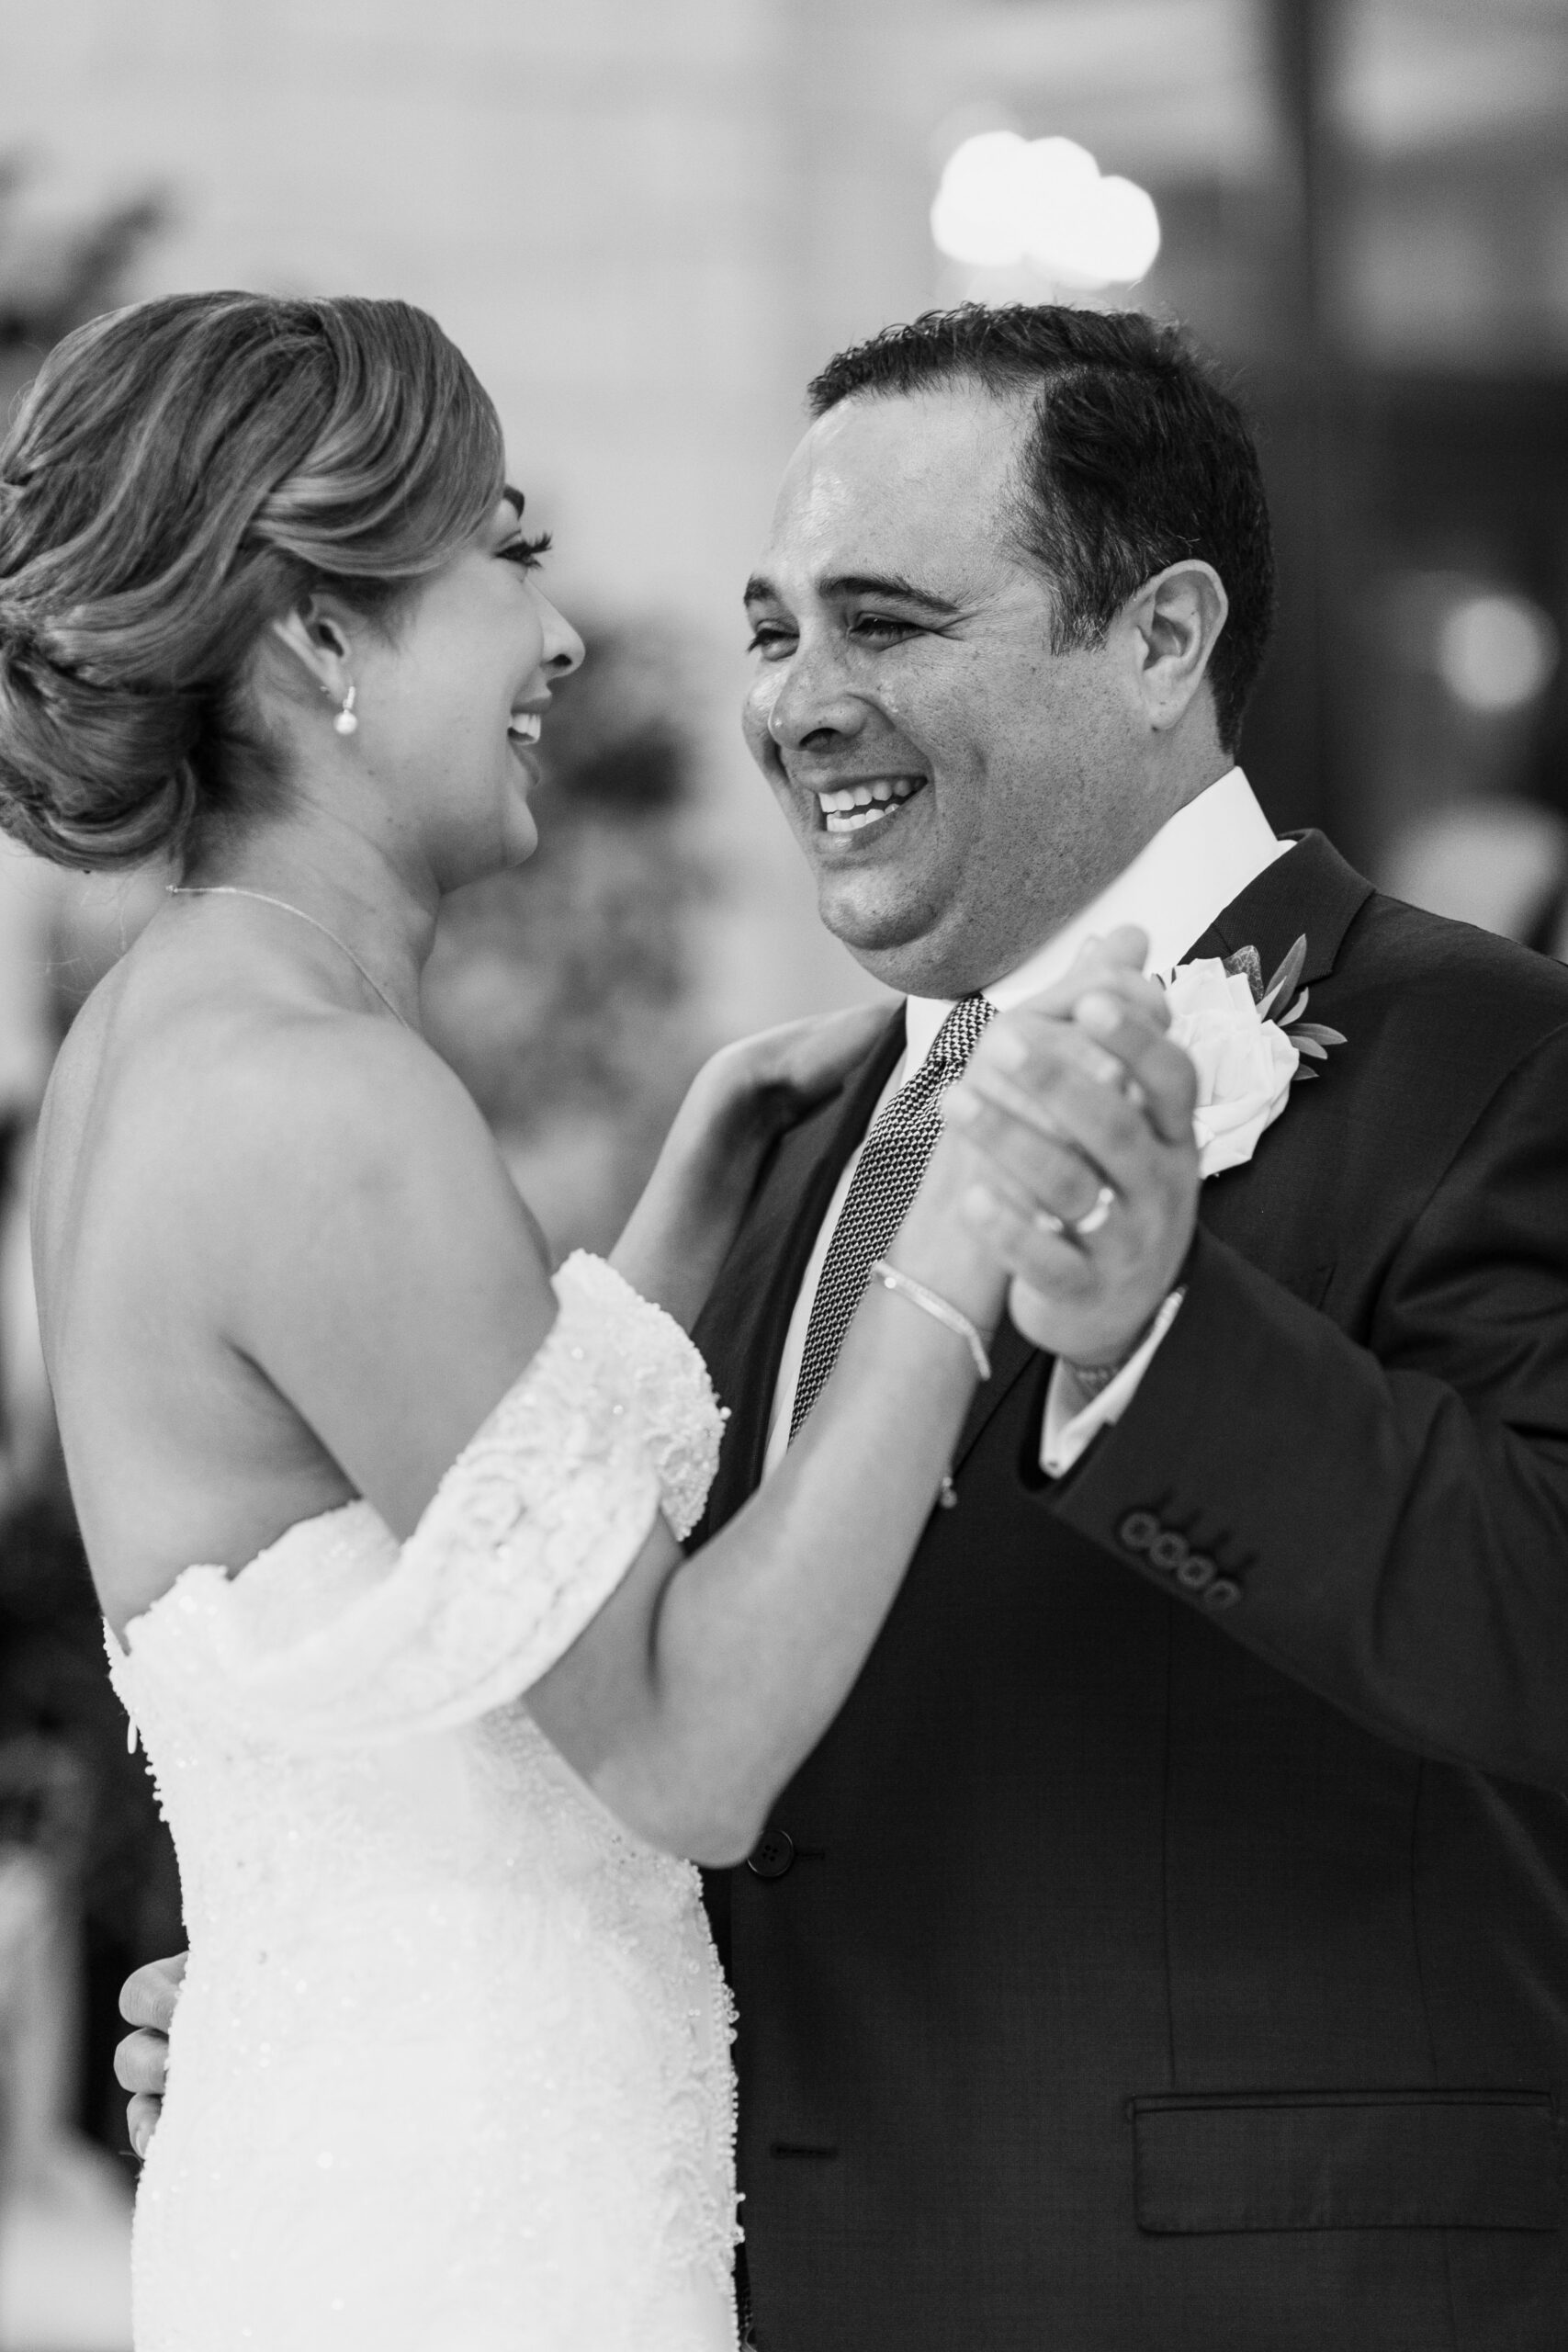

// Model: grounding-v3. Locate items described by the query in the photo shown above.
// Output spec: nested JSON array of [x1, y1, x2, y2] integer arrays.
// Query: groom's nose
[[757, 645, 869, 759]]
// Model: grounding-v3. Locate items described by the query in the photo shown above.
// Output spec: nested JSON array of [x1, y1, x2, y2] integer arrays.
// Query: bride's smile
[[264, 485, 583, 895]]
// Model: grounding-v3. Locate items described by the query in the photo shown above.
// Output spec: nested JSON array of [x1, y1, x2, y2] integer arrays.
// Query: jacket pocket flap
[[1131, 2090, 1562, 2233]]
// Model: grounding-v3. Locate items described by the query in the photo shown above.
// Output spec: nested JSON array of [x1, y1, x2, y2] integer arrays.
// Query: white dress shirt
[[762, 766, 1292, 1480]]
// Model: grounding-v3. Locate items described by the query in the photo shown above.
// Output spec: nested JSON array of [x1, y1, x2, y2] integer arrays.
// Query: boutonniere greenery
[[1159, 934, 1346, 1179]]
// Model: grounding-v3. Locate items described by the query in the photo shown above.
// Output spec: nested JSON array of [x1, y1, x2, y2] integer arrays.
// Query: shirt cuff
[[1039, 1289, 1186, 1479]]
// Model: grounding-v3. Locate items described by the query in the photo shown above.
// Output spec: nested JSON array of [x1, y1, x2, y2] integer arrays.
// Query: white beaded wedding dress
[[106, 1253, 739, 2352]]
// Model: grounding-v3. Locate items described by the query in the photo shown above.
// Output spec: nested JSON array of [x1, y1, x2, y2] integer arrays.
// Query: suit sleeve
[[1048, 1022, 1568, 1790]]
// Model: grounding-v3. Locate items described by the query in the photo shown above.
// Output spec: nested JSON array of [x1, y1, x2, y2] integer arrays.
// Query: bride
[[0, 292, 1055, 2351]]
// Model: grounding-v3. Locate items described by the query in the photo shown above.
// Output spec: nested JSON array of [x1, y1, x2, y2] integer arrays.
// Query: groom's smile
[[741, 380, 1155, 1001], [813, 771, 925, 836]]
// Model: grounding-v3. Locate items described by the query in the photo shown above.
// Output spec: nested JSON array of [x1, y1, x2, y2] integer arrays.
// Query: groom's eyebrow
[[742, 569, 960, 616], [818, 571, 961, 616]]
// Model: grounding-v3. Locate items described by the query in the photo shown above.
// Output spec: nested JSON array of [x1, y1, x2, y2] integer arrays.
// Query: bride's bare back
[[33, 909, 555, 1640]]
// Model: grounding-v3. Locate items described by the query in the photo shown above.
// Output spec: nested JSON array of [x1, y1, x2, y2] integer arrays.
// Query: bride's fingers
[[745, 1002, 892, 1109], [127, 2091, 163, 2159], [116, 2027, 169, 2097], [118, 1952, 186, 2032]]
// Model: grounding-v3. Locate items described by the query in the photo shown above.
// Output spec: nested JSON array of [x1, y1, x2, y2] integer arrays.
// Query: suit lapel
[[1185, 829, 1372, 984], [694, 1008, 906, 1530]]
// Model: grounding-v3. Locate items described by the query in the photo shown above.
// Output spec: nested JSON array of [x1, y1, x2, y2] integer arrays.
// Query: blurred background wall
[[0, 2, 1562, 2343]]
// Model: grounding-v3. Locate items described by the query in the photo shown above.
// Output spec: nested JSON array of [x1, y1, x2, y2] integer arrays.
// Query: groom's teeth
[[825, 802, 902, 833], [508, 713, 542, 744], [818, 777, 922, 832]]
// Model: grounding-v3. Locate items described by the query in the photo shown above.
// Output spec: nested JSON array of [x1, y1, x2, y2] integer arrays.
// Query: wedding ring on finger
[[1070, 1182, 1117, 1239], [1031, 1179, 1114, 1241]]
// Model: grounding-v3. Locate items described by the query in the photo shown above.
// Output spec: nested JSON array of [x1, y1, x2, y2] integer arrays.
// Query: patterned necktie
[[788, 993, 995, 1442]]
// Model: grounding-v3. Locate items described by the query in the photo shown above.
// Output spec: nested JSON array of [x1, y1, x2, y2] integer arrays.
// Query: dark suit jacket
[[694, 833, 1568, 2352]]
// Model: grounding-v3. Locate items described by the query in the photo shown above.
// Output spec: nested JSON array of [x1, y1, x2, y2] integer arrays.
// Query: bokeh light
[[931, 131, 1160, 290], [1438, 592, 1560, 713]]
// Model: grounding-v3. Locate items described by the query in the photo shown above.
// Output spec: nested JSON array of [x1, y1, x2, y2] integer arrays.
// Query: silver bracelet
[[867, 1260, 991, 1384]]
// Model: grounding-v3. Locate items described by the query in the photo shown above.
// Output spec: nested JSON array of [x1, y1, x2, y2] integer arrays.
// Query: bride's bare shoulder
[[186, 1003, 512, 1224], [41, 965, 532, 1295]]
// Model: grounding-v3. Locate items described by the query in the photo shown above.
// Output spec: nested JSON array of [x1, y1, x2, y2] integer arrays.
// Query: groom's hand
[[944, 927, 1200, 1368], [115, 1951, 186, 2157]]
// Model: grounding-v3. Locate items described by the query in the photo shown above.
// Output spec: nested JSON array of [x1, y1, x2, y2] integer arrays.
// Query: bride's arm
[[609, 1003, 893, 1330], [532, 1126, 1006, 1861]]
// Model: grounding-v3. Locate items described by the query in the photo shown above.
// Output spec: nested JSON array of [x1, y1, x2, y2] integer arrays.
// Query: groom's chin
[[813, 869, 958, 989]]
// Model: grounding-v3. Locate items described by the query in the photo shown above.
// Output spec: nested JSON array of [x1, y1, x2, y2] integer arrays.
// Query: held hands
[[115, 1951, 185, 2157], [943, 927, 1200, 1369]]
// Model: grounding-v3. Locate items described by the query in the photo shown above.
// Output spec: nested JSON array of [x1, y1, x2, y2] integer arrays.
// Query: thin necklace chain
[[165, 885, 412, 1030]]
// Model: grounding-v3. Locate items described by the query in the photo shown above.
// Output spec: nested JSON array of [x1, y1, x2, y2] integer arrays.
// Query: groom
[[693, 304, 1568, 2349]]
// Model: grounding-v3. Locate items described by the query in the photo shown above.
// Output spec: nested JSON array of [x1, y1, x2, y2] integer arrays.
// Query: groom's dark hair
[[807, 304, 1274, 755]]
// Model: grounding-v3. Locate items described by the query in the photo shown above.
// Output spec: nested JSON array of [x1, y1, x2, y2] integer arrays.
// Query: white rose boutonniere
[[1160, 934, 1345, 1179]]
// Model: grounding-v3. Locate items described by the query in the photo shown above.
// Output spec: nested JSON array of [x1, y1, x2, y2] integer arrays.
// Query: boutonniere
[[1159, 934, 1345, 1178]]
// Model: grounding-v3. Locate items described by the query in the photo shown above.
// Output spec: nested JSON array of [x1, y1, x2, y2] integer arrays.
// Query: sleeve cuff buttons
[[1117, 1510, 1242, 1611]]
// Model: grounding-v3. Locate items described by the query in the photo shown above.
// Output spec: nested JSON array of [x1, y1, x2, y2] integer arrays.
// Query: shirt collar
[[903, 765, 1292, 1066]]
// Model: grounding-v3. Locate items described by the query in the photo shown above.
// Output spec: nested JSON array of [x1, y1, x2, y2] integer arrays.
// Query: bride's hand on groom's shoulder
[[614, 1005, 892, 1329], [943, 928, 1201, 1372], [115, 1951, 186, 2159], [693, 1002, 895, 1148]]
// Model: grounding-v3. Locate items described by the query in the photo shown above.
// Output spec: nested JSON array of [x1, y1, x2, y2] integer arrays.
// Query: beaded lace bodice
[[107, 1253, 737, 2352]]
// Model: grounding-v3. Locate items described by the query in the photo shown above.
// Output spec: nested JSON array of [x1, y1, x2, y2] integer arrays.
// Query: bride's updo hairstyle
[[0, 292, 505, 871]]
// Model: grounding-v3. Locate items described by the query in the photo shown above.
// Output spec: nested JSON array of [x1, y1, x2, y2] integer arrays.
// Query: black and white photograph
[[0, 3, 1565, 2346]]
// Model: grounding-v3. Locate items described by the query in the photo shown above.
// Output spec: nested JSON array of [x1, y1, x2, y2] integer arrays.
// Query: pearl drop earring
[[334, 684, 358, 737]]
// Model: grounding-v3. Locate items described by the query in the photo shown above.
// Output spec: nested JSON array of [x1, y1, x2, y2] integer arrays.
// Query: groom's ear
[[1128, 560, 1229, 737]]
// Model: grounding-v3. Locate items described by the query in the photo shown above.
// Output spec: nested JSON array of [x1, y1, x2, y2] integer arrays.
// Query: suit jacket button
[[1176, 1550, 1214, 1590], [1149, 1531, 1190, 1573], [1202, 1577, 1242, 1611], [1119, 1510, 1161, 1553], [747, 1826, 795, 1880]]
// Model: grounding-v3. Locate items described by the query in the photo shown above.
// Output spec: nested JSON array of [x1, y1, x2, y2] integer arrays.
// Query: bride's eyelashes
[[499, 532, 553, 573]]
